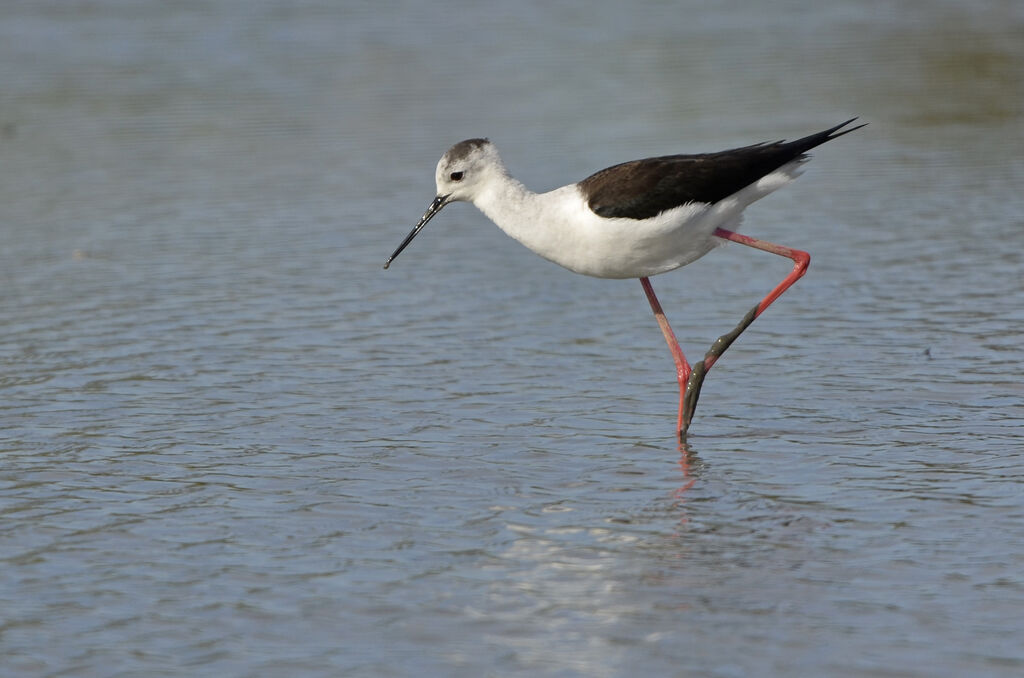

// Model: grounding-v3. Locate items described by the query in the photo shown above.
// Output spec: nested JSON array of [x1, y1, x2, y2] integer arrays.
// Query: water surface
[[2, 1, 1023, 676]]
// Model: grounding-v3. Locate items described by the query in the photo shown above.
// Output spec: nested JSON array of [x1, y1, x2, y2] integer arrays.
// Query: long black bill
[[383, 194, 450, 269]]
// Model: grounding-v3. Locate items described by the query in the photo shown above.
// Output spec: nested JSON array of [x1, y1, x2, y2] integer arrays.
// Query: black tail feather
[[788, 118, 867, 155]]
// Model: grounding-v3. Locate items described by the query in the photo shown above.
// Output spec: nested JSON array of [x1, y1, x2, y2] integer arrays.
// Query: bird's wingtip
[[828, 117, 868, 139]]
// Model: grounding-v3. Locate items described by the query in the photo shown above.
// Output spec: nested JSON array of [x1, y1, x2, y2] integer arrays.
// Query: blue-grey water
[[2, 1, 1023, 676]]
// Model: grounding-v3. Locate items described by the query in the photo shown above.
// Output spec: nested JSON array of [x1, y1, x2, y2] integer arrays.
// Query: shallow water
[[2, 1, 1023, 676]]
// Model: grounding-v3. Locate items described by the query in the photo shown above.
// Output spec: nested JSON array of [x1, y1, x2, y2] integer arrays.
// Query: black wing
[[579, 119, 864, 220]]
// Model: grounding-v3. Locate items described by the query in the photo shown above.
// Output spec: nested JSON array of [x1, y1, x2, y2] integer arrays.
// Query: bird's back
[[580, 119, 864, 220]]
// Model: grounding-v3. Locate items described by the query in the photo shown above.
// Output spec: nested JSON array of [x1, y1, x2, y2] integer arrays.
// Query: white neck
[[471, 174, 579, 268]]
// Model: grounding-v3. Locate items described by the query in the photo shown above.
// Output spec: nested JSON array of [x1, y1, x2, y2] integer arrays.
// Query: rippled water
[[2, 1, 1023, 676]]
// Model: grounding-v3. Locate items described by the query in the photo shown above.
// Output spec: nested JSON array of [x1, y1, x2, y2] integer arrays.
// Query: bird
[[384, 119, 865, 437]]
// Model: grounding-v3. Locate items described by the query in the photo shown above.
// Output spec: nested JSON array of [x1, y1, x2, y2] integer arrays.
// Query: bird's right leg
[[640, 276, 691, 439]]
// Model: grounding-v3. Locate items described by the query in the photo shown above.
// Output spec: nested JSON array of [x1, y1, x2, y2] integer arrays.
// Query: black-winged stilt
[[385, 119, 865, 437]]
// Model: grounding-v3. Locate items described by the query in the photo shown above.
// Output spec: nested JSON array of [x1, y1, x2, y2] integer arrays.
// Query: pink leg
[[640, 276, 691, 435], [679, 227, 810, 434]]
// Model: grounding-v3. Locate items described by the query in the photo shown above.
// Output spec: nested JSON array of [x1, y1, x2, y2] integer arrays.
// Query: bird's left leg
[[679, 227, 810, 435]]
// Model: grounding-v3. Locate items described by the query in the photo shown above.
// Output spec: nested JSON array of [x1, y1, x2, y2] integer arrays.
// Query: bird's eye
[[449, 171, 464, 181]]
